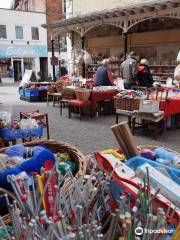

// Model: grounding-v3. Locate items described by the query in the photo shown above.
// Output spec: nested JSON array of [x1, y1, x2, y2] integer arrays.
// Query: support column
[[123, 32, 128, 60], [51, 38, 56, 82], [80, 34, 85, 78], [58, 34, 61, 77]]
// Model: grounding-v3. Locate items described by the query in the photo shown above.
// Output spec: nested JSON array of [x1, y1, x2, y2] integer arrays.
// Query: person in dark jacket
[[95, 59, 114, 86], [136, 59, 153, 88]]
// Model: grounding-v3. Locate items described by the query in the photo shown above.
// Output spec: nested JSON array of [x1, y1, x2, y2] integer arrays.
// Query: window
[[0, 25, 7, 39], [31, 27, 39, 40], [15, 26, 23, 39]]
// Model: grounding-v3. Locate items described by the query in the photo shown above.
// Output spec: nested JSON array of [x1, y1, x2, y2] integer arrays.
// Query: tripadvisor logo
[[135, 227, 144, 236]]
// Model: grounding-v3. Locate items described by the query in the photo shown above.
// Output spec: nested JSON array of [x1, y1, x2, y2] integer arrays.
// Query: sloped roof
[[44, 0, 180, 29]]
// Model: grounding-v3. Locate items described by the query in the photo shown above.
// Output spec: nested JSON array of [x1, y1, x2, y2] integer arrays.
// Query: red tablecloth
[[90, 90, 117, 109], [160, 99, 180, 117]]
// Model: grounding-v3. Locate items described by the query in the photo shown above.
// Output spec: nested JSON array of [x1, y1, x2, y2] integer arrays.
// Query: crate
[[75, 89, 91, 101], [114, 97, 140, 111], [139, 100, 160, 113], [19, 89, 25, 96], [0, 126, 43, 141], [24, 89, 39, 97], [20, 95, 39, 102]]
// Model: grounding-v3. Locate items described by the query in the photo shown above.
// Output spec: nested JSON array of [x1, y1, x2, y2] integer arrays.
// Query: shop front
[[0, 45, 48, 82]]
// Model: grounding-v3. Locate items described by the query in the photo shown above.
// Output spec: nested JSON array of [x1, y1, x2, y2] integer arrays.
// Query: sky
[[0, 0, 12, 9]]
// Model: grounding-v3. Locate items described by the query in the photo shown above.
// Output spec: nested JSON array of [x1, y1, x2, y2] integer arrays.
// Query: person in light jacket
[[120, 51, 137, 89]]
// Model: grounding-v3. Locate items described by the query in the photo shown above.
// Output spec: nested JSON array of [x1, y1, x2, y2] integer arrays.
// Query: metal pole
[[58, 34, 61, 77], [81, 34, 86, 78], [123, 32, 128, 60], [51, 38, 56, 82]]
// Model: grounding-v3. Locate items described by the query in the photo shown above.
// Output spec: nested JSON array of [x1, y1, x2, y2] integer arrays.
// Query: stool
[[20, 110, 50, 139], [68, 99, 92, 121]]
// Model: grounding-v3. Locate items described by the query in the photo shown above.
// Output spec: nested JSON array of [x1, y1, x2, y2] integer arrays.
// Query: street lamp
[[51, 37, 56, 82]]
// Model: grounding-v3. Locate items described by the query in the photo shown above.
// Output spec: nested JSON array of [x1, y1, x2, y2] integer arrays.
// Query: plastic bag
[[77, 53, 84, 65], [83, 50, 93, 65], [20, 118, 38, 129], [0, 104, 12, 126]]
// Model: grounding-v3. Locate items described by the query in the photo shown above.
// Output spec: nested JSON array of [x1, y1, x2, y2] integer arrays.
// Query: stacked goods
[[114, 90, 146, 110]]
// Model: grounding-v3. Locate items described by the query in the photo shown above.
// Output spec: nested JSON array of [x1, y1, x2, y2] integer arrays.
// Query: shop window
[[0, 25, 7, 39], [15, 26, 24, 39], [31, 27, 39, 40]]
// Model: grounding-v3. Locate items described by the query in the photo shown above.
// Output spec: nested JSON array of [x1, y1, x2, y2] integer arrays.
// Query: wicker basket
[[0, 139, 86, 178], [0, 188, 19, 226], [75, 89, 91, 101], [114, 97, 140, 111], [55, 80, 64, 93], [47, 85, 57, 94]]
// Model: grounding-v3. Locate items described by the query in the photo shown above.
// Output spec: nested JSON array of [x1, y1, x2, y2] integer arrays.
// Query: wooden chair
[[20, 110, 50, 139], [47, 85, 61, 106]]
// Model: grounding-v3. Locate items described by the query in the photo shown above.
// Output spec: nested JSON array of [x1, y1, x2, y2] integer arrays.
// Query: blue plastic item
[[19, 89, 25, 96], [0, 147, 55, 190], [5, 144, 25, 157], [24, 89, 39, 97], [0, 126, 43, 141], [154, 147, 175, 164], [126, 156, 180, 184]]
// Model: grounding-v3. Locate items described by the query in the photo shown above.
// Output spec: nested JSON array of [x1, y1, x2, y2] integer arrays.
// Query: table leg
[[45, 114, 50, 140], [116, 114, 119, 124], [68, 105, 71, 119]]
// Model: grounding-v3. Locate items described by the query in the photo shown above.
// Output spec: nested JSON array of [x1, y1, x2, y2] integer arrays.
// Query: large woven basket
[[0, 139, 86, 178], [75, 89, 91, 101], [114, 97, 140, 110], [0, 140, 86, 227]]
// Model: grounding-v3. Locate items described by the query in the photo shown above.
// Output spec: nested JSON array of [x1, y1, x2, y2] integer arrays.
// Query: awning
[[0, 45, 48, 58], [43, 0, 180, 35]]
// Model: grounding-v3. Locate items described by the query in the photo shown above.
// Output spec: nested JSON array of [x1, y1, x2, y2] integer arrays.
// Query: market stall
[[0, 122, 179, 240]]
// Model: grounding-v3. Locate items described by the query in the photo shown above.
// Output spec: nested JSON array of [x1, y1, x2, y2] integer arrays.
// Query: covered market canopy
[[43, 0, 180, 36]]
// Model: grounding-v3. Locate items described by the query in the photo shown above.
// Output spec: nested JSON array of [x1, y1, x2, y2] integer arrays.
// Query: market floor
[[0, 83, 180, 154]]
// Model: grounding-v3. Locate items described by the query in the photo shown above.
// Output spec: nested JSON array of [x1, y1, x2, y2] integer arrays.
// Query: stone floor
[[0, 83, 179, 154]]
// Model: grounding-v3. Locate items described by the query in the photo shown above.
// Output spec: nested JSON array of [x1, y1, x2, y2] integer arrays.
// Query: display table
[[90, 90, 117, 109], [160, 99, 180, 117]]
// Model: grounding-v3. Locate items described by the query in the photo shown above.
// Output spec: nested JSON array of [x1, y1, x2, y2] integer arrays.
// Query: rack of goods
[[86, 60, 122, 79], [150, 65, 175, 82]]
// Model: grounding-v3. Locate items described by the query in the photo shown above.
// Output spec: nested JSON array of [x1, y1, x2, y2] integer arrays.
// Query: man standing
[[120, 51, 137, 89]]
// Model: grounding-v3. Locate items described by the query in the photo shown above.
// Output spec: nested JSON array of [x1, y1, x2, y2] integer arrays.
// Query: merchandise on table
[[0, 118, 43, 142]]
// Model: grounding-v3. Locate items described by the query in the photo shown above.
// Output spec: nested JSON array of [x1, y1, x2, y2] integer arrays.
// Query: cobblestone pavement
[[0, 83, 180, 154]]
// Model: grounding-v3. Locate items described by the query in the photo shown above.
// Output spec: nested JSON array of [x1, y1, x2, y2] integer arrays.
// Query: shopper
[[136, 59, 153, 88], [59, 60, 68, 77], [174, 51, 180, 86], [120, 51, 137, 89], [95, 59, 114, 86]]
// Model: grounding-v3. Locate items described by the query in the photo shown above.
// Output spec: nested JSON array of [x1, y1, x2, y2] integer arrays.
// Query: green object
[[57, 153, 71, 162], [0, 225, 14, 239], [58, 160, 78, 176]]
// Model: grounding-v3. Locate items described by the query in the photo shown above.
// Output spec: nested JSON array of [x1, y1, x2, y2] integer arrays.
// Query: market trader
[[95, 59, 114, 86]]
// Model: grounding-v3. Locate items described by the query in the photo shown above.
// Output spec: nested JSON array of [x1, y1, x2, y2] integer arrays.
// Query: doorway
[[13, 59, 22, 81], [40, 57, 48, 81]]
